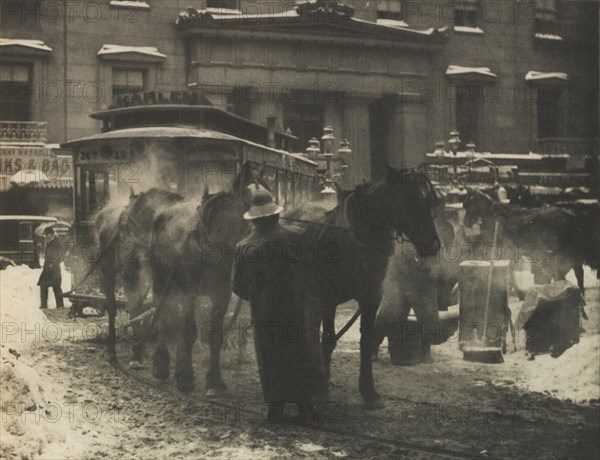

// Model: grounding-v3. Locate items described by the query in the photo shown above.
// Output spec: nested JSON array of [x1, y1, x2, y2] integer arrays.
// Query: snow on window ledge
[[453, 26, 484, 34], [109, 1, 150, 11], [534, 33, 563, 41]]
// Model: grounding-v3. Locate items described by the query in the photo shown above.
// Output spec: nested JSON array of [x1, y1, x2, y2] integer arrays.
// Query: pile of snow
[[1, 264, 72, 347], [1, 265, 50, 349], [0, 351, 68, 460], [514, 334, 600, 404]]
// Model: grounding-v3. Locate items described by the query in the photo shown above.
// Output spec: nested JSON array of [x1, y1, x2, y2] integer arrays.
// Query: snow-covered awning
[[446, 65, 497, 79], [97, 44, 166, 60], [0, 39, 52, 52], [525, 71, 569, 82]]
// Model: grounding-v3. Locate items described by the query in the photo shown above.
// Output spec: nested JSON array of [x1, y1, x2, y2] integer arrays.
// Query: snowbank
[[513, 334, 600, 404], [1, 264, 72, 348], [0, 351, 70, 460]]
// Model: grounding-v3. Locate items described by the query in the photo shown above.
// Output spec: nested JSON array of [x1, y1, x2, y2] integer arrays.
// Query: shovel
[[463, 220, 504, 364]]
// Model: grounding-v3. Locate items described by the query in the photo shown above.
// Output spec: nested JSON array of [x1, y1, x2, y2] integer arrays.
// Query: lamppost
[[302, 126, 351, 197], [448, 130, 461, 156]]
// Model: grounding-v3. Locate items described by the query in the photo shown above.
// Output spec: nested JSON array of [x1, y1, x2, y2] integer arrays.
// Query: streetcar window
[[19, 222, 33, 241]]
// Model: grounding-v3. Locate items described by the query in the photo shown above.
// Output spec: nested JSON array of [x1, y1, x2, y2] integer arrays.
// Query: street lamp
[[466, 142, 476, 158], [448, 131, 461, 156], [434, 141, 445, 156], [306, 138, 321, 156], [321, 125, 335, 157], [338, 138, 352, 171]]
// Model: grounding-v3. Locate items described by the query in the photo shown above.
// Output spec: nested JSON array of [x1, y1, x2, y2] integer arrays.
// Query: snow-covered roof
[[376, 18, 409, 28], [97, 44, 166, 59], [446, 65, 497, 78], [0, 39, 52, 52], [525, 71, 569, 82], [109, 1, 150, 10], [453, 26, 484, 34]]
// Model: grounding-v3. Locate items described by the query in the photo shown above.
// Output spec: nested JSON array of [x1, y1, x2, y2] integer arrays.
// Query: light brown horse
[[148, 165, 262, 394], [94, 188, 184, 363]]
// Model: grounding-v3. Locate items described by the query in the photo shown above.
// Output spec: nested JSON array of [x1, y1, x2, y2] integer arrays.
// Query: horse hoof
[[151, 347, 170, 380], [205, 386, 227, 398], [176, 373, 195, 393], [364, 398, 385, 411], [128, 360, 144, 370]]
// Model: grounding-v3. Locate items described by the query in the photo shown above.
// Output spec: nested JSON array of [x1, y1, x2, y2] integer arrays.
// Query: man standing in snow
[[38, 227, 64, 309], [232, 189, 323, 422]]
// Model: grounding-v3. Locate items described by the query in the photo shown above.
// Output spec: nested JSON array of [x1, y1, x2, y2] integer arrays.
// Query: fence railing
[[532, 137, 598, 156]]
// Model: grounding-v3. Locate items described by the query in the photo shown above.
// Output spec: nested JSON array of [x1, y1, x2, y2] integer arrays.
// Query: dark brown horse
[[148, 165, 262, 394], [94, 188, 184, 363], [284, 166, 441, 409], [462, 188, 586, 291]]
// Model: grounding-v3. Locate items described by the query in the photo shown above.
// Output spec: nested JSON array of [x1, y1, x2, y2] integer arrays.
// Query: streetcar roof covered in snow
[[60, 126, 317, 167]]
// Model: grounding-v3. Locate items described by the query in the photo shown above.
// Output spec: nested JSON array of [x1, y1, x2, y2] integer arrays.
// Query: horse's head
[[199, 192, 250, 246], [383, 166, 441, 258], [128, 188, 184, 231], [463, 187, 494, 228]]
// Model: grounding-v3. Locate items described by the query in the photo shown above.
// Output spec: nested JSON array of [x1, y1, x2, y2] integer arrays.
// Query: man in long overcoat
[[232, 189, 323, 422], [38, 227, 64, 309]]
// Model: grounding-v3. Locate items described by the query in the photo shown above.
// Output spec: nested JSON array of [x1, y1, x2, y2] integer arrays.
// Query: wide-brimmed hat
[[243, 189, 283, 220]]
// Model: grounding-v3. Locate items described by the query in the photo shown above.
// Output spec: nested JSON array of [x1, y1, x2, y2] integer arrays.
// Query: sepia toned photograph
[[0, 1, 598, 458]]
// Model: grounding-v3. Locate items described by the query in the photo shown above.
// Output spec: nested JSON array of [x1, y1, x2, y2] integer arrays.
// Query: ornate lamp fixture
[[306, 137, 321, 156], [434, 141, 445, 156], [448, 131, 461, 156], [321, 125, 335, 157]]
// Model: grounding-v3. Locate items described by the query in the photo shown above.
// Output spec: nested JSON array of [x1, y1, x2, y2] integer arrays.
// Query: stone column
[[385, 93, 428, 169], [342, 97, 371, 187]]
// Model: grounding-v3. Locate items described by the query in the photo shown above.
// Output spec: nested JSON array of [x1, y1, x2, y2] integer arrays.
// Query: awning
[[525, 71, 569, 82], [98, 44, 166, 59], [0, 39, 52, 52], [446, 65, 497, 79]]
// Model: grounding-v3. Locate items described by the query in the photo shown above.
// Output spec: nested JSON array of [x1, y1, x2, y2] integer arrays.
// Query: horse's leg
[[122, 263, 149, 366], [98, 258, 118, 364], [358, 300, 384, 410], [151, 277, 170, 381], [321, 304, 337, 399], [175, 292, 197, 392], [205, 279, 230, 397], [573, 262, 585, 295]]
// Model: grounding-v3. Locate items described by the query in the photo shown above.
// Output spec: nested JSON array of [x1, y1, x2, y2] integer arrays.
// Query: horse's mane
[[200, 192, 230, 234]]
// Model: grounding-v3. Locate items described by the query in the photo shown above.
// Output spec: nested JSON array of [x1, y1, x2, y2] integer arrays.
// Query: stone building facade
[[1, 0, 598, 189]]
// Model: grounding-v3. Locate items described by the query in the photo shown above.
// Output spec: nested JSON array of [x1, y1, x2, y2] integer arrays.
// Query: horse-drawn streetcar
[[60, 99, 320, 311]]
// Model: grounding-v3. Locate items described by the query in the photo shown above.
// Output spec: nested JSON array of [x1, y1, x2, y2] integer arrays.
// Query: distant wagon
[[60, 98, 320, 309]]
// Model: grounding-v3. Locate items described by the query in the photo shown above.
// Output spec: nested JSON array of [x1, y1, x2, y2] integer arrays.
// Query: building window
[[283, 103, 323, 152], [454, 2, 479, 28], [112, 68, 145, 102], [537, 87, 564, 137], [376, 0, 402, 21], [455, 83, 482, 148], [535, 0, 559, 35], [206, 0, 238, 10], [0, 63, 32, 121]]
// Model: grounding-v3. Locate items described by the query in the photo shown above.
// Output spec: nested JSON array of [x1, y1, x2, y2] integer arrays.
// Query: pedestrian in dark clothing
[[38, 227, 64, 309], [232, 189, 323, 423]]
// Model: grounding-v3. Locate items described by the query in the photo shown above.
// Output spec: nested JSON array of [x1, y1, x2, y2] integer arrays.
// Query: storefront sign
[[0, 147, 72, 180]]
